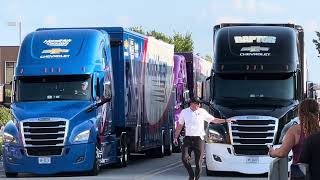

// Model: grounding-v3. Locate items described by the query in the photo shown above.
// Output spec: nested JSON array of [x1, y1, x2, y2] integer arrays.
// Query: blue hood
[[11, 101, 92, 121]]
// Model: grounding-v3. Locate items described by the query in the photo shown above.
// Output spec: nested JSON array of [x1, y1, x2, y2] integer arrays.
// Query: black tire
[[116, 135, 129, 167], [155, 133, 165, 158], [88, 143, 101, 176], [5, 172, 18, 178], [164, 130, 173, 156], [145, 133, 165, 158]]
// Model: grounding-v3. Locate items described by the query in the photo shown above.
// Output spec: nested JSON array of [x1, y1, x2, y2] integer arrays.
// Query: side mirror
[[96, 78, 101, 98], [200, 82, 204, 100], [287, 109, 294, 120], [86, 80, 112, 113], [183, 90, 190, 103], [201, 100, 210, 106], [104, 81, 112, 101], [210, 75, 215, 101]]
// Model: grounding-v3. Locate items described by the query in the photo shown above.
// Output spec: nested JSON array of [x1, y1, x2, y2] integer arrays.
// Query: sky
[[0, 0, 320, 83]]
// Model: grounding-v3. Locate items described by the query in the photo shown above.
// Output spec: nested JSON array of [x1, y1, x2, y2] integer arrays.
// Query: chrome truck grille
[[230, 116, 278, 155], [21, 119, 68, 156]]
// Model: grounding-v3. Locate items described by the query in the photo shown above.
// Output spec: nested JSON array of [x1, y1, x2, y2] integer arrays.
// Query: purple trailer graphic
[[175, 52, 211, 102], [173, 55, 187, 123], [173, 53, 212, 151]]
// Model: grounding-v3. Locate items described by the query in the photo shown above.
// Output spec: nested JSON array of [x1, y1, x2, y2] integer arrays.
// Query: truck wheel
[[116, 135, 129, 167], [120, 137, 129, 167], [88, 143, 101, 176], [145, 133, 165, 158], [164, 131, 173, 156], [156, 133, 165, 158], [5, 172, 18, 178]]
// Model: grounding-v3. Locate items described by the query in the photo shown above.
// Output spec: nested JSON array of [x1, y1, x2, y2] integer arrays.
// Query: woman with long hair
[[269, 98, 320, 164]]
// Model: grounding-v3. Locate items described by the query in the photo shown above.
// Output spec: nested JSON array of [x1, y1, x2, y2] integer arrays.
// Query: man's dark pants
[[182, 136, 205, 180]]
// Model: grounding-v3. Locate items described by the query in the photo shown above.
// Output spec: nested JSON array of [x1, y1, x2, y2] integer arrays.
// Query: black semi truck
[[205, 23, 305, 174]]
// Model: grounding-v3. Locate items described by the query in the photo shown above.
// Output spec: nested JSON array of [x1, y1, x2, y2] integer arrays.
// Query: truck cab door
[[100, 47, 113, 138]]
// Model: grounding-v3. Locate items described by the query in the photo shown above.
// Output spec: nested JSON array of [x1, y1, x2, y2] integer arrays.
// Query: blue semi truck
[[1, 27, 175, 177]]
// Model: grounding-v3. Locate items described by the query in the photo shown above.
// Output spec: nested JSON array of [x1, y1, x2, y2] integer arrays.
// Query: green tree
[[313, 31, 320, 57], [129, 27, 194, 52], [0, 107, 12, 126], [173, 32, 193, 52], [147, 30, 173, 44], [203, 54, 213, 62], [129, 26, 146, 35]]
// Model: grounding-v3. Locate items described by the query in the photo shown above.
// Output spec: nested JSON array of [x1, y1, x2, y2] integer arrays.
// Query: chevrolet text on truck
[[1, 27, 175, 177], [205, 23, 306, 175]]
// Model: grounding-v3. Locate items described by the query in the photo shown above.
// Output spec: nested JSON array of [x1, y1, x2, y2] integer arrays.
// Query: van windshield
[[15, 75, 92, 102]]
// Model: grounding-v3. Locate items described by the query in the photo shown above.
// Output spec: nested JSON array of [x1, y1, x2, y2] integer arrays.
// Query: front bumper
[[3, 143, 95, 174], [205, 143, 277, 174]]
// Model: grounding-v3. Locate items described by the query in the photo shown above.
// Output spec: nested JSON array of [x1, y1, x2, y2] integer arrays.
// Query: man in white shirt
[[174, 97, 235, 180]]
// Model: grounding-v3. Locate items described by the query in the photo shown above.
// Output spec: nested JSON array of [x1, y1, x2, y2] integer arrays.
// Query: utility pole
[[7, 16, 22, 45]]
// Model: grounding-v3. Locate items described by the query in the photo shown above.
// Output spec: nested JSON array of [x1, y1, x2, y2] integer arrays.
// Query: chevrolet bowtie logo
[[240, 46, 270, 52], [42, 48, 70, 54]]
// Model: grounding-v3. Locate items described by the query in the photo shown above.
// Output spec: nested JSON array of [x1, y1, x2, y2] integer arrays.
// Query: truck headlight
[[207, 129, 225, 143], [73, 130, 90, 142], [3, 132, 17, 144]]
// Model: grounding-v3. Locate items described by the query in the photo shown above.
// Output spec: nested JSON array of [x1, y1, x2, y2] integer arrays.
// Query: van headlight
[[73, 130, 90, 142], [207, 129, 225, 143], [3, 132, 17, 144]]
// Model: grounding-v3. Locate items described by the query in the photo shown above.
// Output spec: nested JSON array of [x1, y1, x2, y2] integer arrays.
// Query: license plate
[[246, 156, 259, 164], [38, 157, 51, 164]]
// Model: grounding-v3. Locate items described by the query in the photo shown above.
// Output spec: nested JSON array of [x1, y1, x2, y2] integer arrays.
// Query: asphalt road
[[0, 153, 268, 180]]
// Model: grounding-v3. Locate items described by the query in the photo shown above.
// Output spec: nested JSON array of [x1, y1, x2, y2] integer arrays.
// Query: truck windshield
[[214, 73, 294, 106], [15, 75, 92, 102]]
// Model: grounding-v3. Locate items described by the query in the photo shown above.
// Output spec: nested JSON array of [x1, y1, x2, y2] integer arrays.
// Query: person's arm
[[269, 127, 296, 158], [174, 123, 184, 140], [299, 135, 312, 163], [211, 117, 236, 124], [203, 109, 236, 124]]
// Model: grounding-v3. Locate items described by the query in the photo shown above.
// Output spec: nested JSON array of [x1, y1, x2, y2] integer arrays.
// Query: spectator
[[269, 99, 320, 165], [299, 105, 320, 180]]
